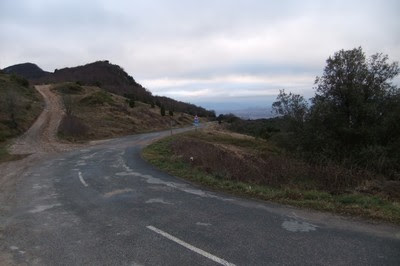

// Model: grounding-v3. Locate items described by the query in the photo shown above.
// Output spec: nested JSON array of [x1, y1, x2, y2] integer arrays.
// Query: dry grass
[[170, 130, 381, 194], [142, 130, 400, 224], [52, 83, 194, 141]]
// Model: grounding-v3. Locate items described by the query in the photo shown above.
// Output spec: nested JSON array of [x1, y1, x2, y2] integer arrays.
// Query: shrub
[[80, 91, 114, 105], [58, 115, 88, 138], [128, 99, 135, 108], [55, 83, 83, 94], [11, 74, 29, 88]]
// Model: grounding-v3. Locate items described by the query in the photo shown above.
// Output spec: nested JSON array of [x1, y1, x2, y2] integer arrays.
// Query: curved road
[[0, 86, 399, 265], [0, 131, 399, 265]]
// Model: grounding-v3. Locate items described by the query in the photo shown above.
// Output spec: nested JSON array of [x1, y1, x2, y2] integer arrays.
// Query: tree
[[272, 89, 308, 120], [309, 47, 399, 150], [169, 109, 174, 116], [160, 105, 166, 116], [63, 95, 74, 116], [272, 89, 308, 130]]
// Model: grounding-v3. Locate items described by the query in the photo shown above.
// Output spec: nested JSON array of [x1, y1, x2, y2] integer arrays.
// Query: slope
[[2, 63, 50, 79], [53, 82, 195, 141], [27, 60, 215, 117], [0, 73, 43, 161]]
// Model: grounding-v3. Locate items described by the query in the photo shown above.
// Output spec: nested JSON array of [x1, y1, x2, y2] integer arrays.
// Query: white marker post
[[194, 115, 199, 131]]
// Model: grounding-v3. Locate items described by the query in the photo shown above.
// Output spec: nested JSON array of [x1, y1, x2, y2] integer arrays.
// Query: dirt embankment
[[9, 85, 78, 154]]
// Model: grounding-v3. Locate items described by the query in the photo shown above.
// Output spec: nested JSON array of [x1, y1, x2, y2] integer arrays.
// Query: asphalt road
[[1, 129, 400, 265]]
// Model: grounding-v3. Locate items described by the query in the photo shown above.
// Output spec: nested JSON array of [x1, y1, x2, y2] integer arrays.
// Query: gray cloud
[[1, 0, 399, 110]]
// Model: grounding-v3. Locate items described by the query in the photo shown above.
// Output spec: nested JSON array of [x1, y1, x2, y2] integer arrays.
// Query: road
[[0, 131, 399, 265], [0, 86, 399, 265]]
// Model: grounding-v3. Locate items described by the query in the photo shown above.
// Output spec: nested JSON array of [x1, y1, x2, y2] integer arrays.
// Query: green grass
[[52, 82, 83, 94], [80, 91, 114, 105], [142, 133, 400, 224]]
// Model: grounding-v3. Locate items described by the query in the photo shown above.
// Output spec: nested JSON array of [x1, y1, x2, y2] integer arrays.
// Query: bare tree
[[62, 94, 74, 116]]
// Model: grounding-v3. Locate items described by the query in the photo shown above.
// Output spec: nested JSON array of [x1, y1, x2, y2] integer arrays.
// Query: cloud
[[1, 0, 399, 110]]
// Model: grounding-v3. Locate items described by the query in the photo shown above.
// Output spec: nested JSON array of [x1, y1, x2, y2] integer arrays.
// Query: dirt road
[[10, 85, 70, 154]]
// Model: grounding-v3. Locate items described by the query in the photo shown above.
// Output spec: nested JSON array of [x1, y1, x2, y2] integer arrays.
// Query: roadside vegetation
[[0, 73, 43, 161], [143, 47, 400, 224], [143, 129, 400, 224], [52, 82, 196, 141]]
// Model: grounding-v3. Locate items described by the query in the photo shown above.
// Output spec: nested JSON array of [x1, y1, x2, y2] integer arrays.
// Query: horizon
[[1, 0, 399, 113]]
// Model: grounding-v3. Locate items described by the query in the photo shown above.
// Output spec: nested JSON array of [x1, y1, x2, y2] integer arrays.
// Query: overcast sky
[[1, 0, 399, 111]]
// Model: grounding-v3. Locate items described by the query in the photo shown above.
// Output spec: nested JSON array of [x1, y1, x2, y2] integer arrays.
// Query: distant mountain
[[2, 63, 50, 79], [5, 60, 214, 117]]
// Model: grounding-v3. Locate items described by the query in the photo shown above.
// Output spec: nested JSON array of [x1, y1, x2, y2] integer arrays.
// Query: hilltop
[[2, 62, 50, 79], [4, 61, 215, 117], [0, 60, 213, 160]]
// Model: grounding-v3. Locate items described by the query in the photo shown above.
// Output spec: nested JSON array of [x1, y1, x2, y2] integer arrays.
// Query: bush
[[128, 99, 135, 108], [55, 83, 83, 94], [58, 115, 88, 138], [80, 91, 114, 105], [11, 74, 29, 88]]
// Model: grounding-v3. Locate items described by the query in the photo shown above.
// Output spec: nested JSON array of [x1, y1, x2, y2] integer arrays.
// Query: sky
[[1, 0, 399, 112]]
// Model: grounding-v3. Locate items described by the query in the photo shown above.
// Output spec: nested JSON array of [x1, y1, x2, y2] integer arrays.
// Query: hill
[[26, 60, 215, 117], [53, 82, 195, 141], [2, 62, 50, 79]]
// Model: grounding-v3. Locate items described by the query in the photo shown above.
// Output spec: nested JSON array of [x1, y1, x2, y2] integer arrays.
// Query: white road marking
[[29, 203, 62, 213], [281, 220, 317, 232], [81, 152, 98, 160], [78, 171, 89, 187], [145, 198, 173, 205], [146, 225, 235, 266], [196, 222, 212, 226]]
